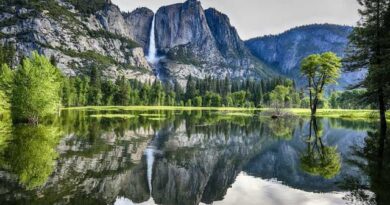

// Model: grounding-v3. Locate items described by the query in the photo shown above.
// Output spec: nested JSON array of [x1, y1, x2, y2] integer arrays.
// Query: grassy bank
[[281, 108, 389, 121], [62, 106, 389, 121]]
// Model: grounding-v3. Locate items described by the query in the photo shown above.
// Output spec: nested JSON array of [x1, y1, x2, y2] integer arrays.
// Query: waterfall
[[146, 15, 158, 65]]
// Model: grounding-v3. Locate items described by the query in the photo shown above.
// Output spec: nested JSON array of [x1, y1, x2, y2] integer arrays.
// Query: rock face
[[245, 24, 366, 89], [154, 0, 276, 84], [123, 7, 154, 50], [204, 8, 249, 61], [0, 0, 156, 82]]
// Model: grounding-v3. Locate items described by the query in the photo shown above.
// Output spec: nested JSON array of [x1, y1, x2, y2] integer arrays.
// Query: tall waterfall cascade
[[146, 15, 159, 65]]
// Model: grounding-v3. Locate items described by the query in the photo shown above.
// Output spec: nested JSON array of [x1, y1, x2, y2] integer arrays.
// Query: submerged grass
[[63, 106, 260, 112], [139, 113, 166, 117], [147, 117, 167, 121], [217, 112, 254, 117]]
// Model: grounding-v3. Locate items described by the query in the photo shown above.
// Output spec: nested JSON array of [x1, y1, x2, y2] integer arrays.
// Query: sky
[[111, 0, 361, 40]]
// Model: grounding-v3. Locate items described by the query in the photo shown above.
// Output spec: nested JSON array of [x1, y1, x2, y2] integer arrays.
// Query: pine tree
[[185, 75, 197, 102], [114, 76, 130, 106], [345, 0, 390, 134], [87, 66, 102, 105]]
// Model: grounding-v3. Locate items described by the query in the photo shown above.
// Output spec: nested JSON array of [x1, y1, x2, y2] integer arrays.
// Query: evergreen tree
[[345, 0, 390, 134], [114, 76, 130, 106], [101, 80, 116, 105], [87, 66, 102, 106], [185, 75, 197, 102]]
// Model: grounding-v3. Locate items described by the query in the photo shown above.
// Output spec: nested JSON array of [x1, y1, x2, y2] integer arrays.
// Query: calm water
[[0, 109, 388, 205]]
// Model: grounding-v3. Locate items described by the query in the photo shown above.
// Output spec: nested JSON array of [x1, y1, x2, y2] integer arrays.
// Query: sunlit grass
[[89, 114, 136, 119]]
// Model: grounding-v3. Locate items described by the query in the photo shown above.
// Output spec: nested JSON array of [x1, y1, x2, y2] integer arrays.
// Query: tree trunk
[[378, 88, 387, 137], [309, 80, 312, 111], [311, 97, 318, 116]]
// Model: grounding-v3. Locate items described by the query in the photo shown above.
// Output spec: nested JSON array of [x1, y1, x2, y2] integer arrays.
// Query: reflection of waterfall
[[146, 15, 158, 65], [145, 146, 155, 194]]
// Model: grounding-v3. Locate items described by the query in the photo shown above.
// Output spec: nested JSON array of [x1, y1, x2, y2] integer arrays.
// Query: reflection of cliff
[[147, 122, 271, 205]]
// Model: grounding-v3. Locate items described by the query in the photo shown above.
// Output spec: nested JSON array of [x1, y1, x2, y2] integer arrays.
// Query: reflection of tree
[[300, 117, 341, 179], [3, 124, 61, 189], [0, 116, 12, 165], [341, 127, 390, 205], [267, 117, 299, 140]]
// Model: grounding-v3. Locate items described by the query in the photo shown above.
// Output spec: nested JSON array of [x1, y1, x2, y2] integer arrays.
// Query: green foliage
[[329, 89, 370, 109], [11, 52, 62, 123], [0, 64, 14, 114], [0, 90, 9, 115], [228, 91, 246, 107], [204, 92, 222, 107], [193, 96, 202, 107], [270, 85, 290, 109]]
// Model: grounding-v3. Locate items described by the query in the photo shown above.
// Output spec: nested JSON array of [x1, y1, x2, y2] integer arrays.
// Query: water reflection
[[340, 127, 390, 205], [0, 110, 385, 205], [1, 123, 61, 190], [300, 117, 341, 179]]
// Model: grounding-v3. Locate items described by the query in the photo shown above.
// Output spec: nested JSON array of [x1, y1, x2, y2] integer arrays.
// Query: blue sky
[[112, 0, 360, 39]]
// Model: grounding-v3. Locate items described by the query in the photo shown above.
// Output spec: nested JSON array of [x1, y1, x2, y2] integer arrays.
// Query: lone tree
[[301, 52, 341, 116], [11, 52, 62, 123]]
